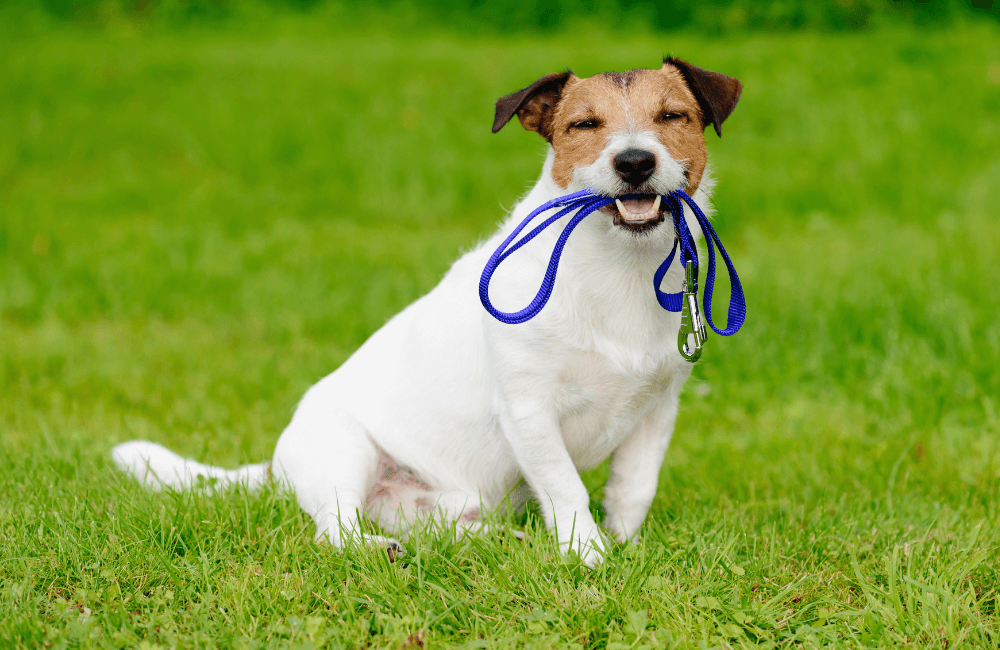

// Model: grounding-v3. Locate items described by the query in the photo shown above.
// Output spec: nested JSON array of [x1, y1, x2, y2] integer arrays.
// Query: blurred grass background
[[6, 0, 1000, 31], [2, 0, 1000, 647]]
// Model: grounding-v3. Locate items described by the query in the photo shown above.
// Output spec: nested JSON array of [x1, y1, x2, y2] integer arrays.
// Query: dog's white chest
[[552, 346, 674, 471]]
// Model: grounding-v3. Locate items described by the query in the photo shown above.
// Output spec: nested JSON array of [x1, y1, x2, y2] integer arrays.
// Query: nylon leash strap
[[478, 189, 746, 362]]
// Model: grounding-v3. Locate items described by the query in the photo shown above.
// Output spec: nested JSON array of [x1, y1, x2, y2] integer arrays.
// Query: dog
[[113, 58, 742, 566]]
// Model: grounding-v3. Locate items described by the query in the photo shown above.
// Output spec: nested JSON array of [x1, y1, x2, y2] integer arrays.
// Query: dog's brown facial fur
[[549, 65, 709, 191], [493, 60, 742, 195]]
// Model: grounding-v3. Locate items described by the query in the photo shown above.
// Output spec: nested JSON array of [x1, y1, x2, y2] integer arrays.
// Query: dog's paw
[[561, 528, 607, 568], [314, 524, 405, 560], [361, 534, 406, 562], [576, 540, 606, 567]]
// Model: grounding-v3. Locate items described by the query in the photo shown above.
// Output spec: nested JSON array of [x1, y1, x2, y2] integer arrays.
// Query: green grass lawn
[[2, 13, 1000, 649]]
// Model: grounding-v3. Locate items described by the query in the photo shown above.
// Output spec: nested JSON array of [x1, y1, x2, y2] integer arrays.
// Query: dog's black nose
[[613, 149, 656, 186]]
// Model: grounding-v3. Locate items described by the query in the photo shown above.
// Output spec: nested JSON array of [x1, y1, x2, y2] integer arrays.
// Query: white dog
[[113, 58, 742, 566]]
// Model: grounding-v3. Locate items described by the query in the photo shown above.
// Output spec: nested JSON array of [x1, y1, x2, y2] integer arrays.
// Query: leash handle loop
[[674, 190, 747, 337], [478, 192, 613, 324], [654, 193, 699, 312]]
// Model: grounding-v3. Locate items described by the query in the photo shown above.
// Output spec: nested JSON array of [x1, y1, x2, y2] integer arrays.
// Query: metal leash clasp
[[678, 260, 707, 362]]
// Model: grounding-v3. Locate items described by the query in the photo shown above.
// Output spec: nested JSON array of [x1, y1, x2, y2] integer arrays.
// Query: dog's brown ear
[[663, 58, 742, 137], [492, 71, 572, 141]]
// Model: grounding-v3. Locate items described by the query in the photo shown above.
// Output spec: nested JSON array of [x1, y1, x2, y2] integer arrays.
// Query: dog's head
[[493, 59, 742, 234]]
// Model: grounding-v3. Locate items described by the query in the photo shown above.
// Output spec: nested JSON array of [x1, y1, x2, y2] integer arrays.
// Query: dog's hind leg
[[365, 472, 483, 539], [272, 408, 399, 552], [366, 478, 528, 542]]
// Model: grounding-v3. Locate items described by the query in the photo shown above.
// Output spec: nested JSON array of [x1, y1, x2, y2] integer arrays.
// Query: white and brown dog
[[113, 58, 742, 566]]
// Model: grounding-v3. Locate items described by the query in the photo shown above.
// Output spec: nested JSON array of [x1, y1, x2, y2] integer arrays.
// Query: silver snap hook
[[677, 260, 707, 362]]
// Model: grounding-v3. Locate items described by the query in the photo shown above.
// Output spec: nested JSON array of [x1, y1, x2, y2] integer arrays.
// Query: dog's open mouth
[[599, 195, 667, 233]]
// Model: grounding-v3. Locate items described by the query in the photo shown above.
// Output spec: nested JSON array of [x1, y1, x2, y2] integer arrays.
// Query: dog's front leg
[[499, 401, 606, 566], [601, 392, 680, 543]]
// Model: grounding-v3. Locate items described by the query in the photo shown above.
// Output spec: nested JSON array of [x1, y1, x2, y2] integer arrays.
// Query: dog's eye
[[661, 112, 685, 123], [571, 119, 600, 130]]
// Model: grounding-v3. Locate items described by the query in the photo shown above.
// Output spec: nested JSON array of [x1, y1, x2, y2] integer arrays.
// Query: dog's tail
[[111, 440, 269, 492]]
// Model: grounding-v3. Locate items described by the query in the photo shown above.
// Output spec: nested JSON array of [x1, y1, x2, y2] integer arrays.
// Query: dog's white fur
[[113, 112, 712, 567]]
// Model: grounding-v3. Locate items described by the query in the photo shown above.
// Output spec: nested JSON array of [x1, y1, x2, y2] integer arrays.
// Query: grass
[[2, 11, 1000, 649]]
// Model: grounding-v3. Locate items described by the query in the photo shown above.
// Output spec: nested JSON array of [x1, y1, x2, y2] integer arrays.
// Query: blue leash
[[478, 189, 746, 361]]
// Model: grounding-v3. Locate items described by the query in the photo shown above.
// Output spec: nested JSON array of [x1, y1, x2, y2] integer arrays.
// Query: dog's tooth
[[652, 195, 662, 212], [615, 199, 629, 217]]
